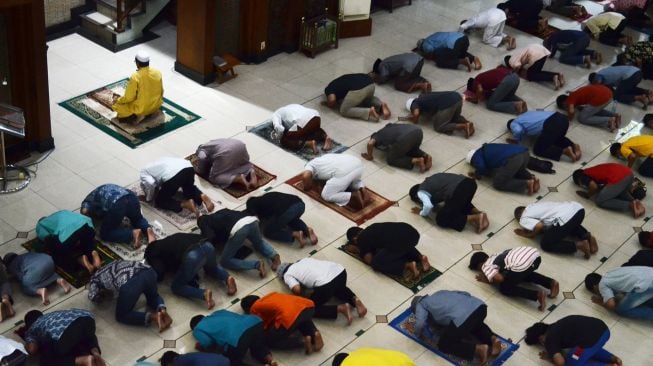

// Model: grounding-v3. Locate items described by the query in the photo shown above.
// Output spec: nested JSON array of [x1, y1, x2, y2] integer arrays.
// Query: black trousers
[[434, 37, 475, 69], [540, 209, 589, 254], [527, 57, 557, 82], [0, 350, 27, 366], [386, 128, 427, 169], [614, 70, 647, 104], [264, 308, 317, 349], [436, 178, 477, 232], [40, 316, 100, 366], [534, 113, 573, 161], [371, 245, 422, 277], [639, 157, 653, 177], [156, 167, 202, 213], [498, 257, 554, 301], [598, 20, 626, 46], [280, 117, 327, 151], [47, 224, 96, 271], [438, 305, 494, 361], [225, 324, 271, 365], [310, 270, 357, 319]]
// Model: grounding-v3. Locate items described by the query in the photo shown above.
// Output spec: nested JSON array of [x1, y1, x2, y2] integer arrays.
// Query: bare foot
[[204, 289, 215, 310], [476, 344, 489, 366], [80, 255, 95, 274], [421, 255, 431, 272], [306, 140, 318, 154], [549, 280, 559, 299], [424, 154, 433, 170], [533, 178, 541, 193], [156, 309, 173, 332], [293, 230, 306, 248], [361, 152, 374, 161], [631, 200, 645, 218], [323, 137, 334, 151], [132, 229, 143, 250], [553, 74, 561, 91], [491, 336, 502, 357], [473, 56, 482, 70], [337, 303, 353, 325], [405, 261, 420, 279], [271, 254, 281, 271], [57, 278, 71, 294], [313, 331, 324, 352], [381, 103, 391, 119], [589, 235, 598, 254], [226, 276, 237, 296], [201, 194, 215, 212], [559, 73, 566, 87], [527, 179, 536, 195], [303, 335, 313, 355], [577, 240, 591, 259], [355, 297, 367, 318], [308, 227, 318, 245], [257, 261, 267, 278], [461, 57, 472, 72], [563, 146, 577, 162], [479, 212, 489, 233], [37, 288, 49, 306], [181, 199, 199, 217], [508, 36, 516, 50], [583, 56, 592, 69], [77, 355, 94, 366], [464, 122, 475, 138], [573, 143, 582, 160], [537, 290, 547, 311], [146, 226, 157, 244], [1, 297, 14, 319], [470, 213, 483, 234], [593, 51, 602, 64], [368, 107, 380, 122], [415, 157, 426, 173]]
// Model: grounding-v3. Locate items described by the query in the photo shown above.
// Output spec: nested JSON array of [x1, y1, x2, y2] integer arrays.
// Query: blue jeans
[[263, 202, 309, 243], [616, 285, 653, 320], [221, 222, 277, 270], [100, 194, 150, 243], [116, 268, 164, 326], [171, 242, 229, 300], [564, 330, 614, 365]]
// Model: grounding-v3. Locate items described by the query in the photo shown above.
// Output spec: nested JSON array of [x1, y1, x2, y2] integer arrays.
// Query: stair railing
[[116, 0, 146, 33]]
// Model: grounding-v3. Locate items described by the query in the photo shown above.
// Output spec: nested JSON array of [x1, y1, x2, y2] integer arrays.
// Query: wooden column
[[283, 0, 304, 53], [175, 0, 216, 85], [239, 0, 269, 64]]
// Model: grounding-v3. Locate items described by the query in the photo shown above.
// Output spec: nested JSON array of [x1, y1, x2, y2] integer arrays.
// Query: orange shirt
[[250, 292, 314, 330], [567, 84, 613, 107]]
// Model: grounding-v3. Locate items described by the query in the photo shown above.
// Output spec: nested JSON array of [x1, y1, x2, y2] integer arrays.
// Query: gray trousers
[[339, 84, 382, 121], [492, 151, 531, 193], [577, 101, 616, 127], [595, 173, 634, 211], [386, 128, 426, 169], [424, 99, 463, 132], [486, 74, 522, 114]]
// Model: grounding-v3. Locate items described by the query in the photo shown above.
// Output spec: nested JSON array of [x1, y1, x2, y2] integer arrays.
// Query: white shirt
[[283, 257, 344, 289], [271, 104, 319, 134], [140, 157, 192, 201], [520, 201, 584, 231], [460, 8, 506, 30], [482, 246, 540, 281], [304, 153, 363, 180], [0, 335, 26, 358]]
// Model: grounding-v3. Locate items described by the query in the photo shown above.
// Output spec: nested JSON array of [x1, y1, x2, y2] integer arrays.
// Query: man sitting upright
[[112, 50, 163, 124]]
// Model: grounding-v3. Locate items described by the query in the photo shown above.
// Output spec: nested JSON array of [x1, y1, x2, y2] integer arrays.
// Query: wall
[[215, 0, 240, 56], [0, 14, 10, 105], [44, 0, 85, 28]]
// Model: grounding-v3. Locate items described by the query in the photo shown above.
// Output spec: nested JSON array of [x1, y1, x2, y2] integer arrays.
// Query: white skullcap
[[135, 50, 150, 63], [466, 149, 476, 164], [406, 98, 415, 112]]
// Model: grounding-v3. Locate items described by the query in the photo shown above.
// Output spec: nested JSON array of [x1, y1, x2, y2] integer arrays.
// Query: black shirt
[[623, 249, 653, 267], [144, 233, 203, 280], [411, 92, 461, 114], [198, 208, 249, 245], [371, 123, 421, 149], [356, 222, 420, 257], [324, 73, 374, 100], [545, 315, 608, 356], [246, 192, 302, 219]]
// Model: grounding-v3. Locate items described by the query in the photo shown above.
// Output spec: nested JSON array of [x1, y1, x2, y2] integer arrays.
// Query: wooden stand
[[299, 10, 339, 58], [214, 55, 240, 84], [373, 0, 411, 13]]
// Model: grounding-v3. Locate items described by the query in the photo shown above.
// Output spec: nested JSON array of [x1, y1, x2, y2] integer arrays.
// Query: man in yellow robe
[[112, 50, 163, 123]]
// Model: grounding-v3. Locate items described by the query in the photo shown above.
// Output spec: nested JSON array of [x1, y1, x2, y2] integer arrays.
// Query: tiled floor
[[3, 0, 653, 365]]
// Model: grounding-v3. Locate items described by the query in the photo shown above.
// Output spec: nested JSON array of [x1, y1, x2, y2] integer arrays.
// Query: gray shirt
[[371, 123, 421, 149], [599, 266, 653, 303], [414, 290, 484, 337], [377, 53, 422, 82]]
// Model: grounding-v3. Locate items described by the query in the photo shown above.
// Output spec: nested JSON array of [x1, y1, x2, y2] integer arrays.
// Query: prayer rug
[[389, 308, 520, 366], [21, 238, 120, 289], [186, 154, 277, 199], [59, 79, 201, 148], [126, 182, 219, 231], [248, 120, 348, 161], [506, 18, 560, 39], [100, 219, 167, 261], [338, 245, 441, 293], [285, 173, 394, 225]]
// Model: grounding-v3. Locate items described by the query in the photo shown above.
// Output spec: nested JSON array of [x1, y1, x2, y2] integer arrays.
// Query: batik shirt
[[624, 42, 653, 64], [88, 260, 150, 302], [81, 184, 132, 213], [25, 309, 93, 344]]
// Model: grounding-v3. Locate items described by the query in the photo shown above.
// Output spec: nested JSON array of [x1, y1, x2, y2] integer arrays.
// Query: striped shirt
[[481, 247, 540, 281]]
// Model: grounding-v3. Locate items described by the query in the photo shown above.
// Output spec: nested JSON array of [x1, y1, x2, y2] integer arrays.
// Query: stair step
[[84, 11, 114, 25]]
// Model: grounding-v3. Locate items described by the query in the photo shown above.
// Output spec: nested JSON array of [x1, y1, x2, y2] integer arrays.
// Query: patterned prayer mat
[[338, 245, 441, 293], [286, 173, 394, 225], [59, 79, 201, 148], [99, 219, 167, 261], [186, 153, 277, 199], [21, 238, 120, 288], [126, 182, 219, 231], [506, 18, 560, 39], [248, 120, 348, 161], [389, 308, 520, 366]]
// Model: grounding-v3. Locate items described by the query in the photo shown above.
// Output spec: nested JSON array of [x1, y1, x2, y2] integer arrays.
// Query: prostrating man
[[81, 184, 155, 249], [323, 73, 390, 121], [590, 66, 652, 109], [24, 309, 106, 366], [416, 32, 481, 71], [459, 7, 516, 49], [301, 153, 369, 210], [4, 252, 70, 306], [409, 173, 489, 233], [161, 351, 230, 366], [466, 66, 526, 114], [469, 247, 559, 311], [0, 261, 13, 321], [271, 104, 333, 153], [525, 316, 622, 366], [610, 135, 653, 177], [623, 249, 653, 267], [36, 210, 101, 273], [246, 192, 317, 247], [543, 0, 588, 18], [277, 258, 367, 325], [412, 291, 502, 365], [241, 292, 324, 354], [506, 110, 581, 162], [544, 29, 601, 67], [402, 92, 475, 138], [87, 260, 172, 332], [573, 163, 646, 218], [0, 335, 27, 366], [197, 208, 280, 277], [557, 84, 620, 131], [332, 348, 415, 366], [370, 53, 431, 93], [467, 144, 540, 194], [112, 50, 163, 124], [514, 201, 597, 258], [190, 310, 278, 366], [140, 157, 214, 216], [144, 232, 237, 309], [361, 123, 432, 172], [583, 12, 631, 46], [344, 222, 431, 278], [497, 0, 547, 31], [194, 138, 257, 190], [505, 44, 564, 90], [585, 266, 653, 320]]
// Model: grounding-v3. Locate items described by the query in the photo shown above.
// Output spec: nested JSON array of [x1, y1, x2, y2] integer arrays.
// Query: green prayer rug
[[338, 245, 442, 293], [59, 79, 201, 148]]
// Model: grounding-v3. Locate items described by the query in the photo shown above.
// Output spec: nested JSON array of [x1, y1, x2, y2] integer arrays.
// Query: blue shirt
[[192, 310, 262, 351], [471, 144, 528, 176], [510, 111, 554, 141], [598, 266, 653, 303], [175, 352, 230, 366], [81, 184, 132, 213], [414, 290, 484, 337], [596, 66, 639, 87], [421, 32, 463, 53], [25, 309, 93, 344]]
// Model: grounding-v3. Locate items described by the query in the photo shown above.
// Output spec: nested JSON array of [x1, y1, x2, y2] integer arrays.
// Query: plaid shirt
[[88, 261, 150, 302]]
